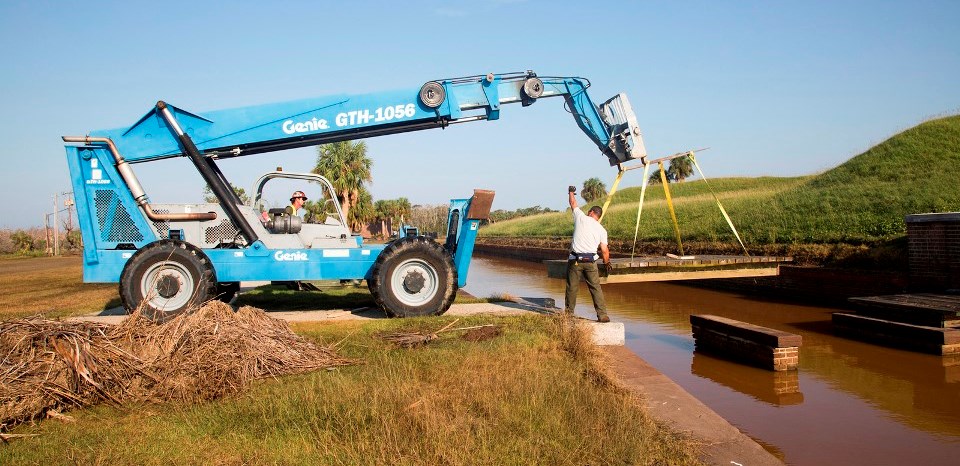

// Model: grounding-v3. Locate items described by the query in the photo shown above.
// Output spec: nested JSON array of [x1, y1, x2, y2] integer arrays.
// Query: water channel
[[462, 256, 960, 465]]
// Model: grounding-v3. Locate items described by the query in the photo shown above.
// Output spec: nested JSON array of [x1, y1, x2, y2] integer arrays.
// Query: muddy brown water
[[463, 256, 960, 466]]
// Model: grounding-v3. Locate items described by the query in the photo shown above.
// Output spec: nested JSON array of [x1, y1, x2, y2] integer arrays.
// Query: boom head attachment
[[599, 93, 646, 165]]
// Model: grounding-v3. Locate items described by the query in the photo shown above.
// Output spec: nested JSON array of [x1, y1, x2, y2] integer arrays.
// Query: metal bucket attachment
[[466, 189, 496, 220], [599, 93, 646, 164]]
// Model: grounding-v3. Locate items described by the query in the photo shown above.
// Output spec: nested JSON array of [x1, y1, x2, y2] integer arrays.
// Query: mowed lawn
[[0, 256, 701, 465], [0, 255, 119, 318]]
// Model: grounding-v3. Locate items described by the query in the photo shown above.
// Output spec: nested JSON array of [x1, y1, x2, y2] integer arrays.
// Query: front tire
[[119, 240, 216, 322], [369, 237, 457, 317]]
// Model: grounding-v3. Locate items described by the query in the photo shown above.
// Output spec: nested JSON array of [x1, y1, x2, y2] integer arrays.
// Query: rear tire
[[369, 237, 457, 317], [119, 240, 216, 322], [216, 282, 240, 303]]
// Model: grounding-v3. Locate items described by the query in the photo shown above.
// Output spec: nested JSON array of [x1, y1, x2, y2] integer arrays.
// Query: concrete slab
[[583, 322, 625, 346], [70, 302, 543, 326], [69, 301, 624, 346]]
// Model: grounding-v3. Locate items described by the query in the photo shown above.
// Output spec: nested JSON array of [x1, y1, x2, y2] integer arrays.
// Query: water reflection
[[465, 256, 960, 465], [691, 351, 804, 406]]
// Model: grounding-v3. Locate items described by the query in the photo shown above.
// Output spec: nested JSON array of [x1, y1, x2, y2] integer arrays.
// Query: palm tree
[[581, 177, 607, 203], [349, 189, 374, 232], [667, 156, 693, 183], [313, 140, 373, 231], [374, 199, 394, 238], [648, 170, 663, 184], [394, 197, 411, 225]]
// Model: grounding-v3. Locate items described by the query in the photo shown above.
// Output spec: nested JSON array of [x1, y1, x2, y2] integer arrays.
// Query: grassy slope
[[1, 315, 699, 465], [482, 115, 960, 246]]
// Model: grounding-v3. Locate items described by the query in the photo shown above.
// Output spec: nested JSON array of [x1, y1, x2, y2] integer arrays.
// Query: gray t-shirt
[[570, 209, 608, 260]]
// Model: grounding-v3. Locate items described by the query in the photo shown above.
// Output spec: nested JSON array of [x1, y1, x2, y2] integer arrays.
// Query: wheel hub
[[403, 270, 426, 294], [141, 260, 195, 312], [390, 258, 440, 306], [156, 274, 181, 298]]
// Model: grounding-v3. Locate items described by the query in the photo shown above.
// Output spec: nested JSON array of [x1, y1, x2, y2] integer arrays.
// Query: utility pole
[[44, 213, 52, 255], [53, 193, 59, 256], [65, 193, 74, 232]]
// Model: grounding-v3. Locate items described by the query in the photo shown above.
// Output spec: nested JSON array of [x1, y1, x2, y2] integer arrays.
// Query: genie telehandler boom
[[63, 71, 646, 320]]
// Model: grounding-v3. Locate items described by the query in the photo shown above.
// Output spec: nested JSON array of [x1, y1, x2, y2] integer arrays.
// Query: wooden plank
[[545, 255, 791, 283], [601, 266, 781, 283]]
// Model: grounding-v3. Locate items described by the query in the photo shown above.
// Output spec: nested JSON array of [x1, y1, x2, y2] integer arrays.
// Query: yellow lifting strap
[[597, 169, 625, 223], [688, 152, 749, 255], [659, 161, 684, 256], [630, 162, 652, 260]]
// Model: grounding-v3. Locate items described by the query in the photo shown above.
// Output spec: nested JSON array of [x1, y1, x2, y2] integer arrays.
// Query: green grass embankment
[[482, 115, 960, 266], [2, 315, 700, 465]]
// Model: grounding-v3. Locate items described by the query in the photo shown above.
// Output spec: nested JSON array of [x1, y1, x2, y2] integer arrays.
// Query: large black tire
[[215, 282, 240, 303], [369, 236, 457, 317], [119, 240, 216, 322]]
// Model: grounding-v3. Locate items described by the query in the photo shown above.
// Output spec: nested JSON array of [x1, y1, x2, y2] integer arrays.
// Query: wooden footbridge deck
[[545, 255, 793, 284]]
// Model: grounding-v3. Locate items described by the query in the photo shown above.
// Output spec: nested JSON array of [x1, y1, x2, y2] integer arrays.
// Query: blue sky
[[1, 0, 957, 229]]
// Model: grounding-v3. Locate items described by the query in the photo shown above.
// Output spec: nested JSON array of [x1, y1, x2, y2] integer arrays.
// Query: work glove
[[602, 262, 613, 276], [568, 185, 577, 193]]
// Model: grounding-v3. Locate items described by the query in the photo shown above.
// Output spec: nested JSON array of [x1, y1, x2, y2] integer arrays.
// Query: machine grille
[[205, 219, 239, 244], [151, 211, 170, 237], [94, 190, 144, 242]]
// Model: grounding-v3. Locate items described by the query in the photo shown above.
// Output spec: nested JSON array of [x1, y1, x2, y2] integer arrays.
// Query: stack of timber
[[545, 255, 792, 283], [835, 293, 960, 355]]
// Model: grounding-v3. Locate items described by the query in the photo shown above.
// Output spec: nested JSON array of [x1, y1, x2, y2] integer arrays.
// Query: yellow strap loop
[[598, 169, 625, 223], [630, 162, 652, 261], [659, 161, 684, 256], [688, 152, 749, 256]]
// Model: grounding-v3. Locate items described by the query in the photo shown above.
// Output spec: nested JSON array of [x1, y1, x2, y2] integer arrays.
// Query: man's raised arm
[[568, 185, 578, 210]]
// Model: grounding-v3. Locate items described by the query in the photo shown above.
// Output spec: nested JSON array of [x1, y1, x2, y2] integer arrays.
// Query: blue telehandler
[[62, 71, 646, 320]]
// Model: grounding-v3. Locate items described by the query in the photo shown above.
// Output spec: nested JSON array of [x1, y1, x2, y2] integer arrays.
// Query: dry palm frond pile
[[380, 319, 502, 348], [0, 301, 352, 428]]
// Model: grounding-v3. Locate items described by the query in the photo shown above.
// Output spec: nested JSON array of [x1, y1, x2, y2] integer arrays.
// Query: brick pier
[[690, 315, 802, 371]]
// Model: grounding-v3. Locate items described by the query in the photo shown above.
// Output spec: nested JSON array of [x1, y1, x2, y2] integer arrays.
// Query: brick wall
[[906, 212, 960, 291], [690, 315, 802, 371]]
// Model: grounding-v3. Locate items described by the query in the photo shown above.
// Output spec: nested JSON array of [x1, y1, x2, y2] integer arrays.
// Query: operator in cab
[[565, 185, 612, 323], [287, 190, 308, 217], [260, 190, 308, 222]]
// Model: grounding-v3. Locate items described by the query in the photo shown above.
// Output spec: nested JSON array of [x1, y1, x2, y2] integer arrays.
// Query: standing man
[[286, 190, 308, 217], [565, 185, 612, 322]]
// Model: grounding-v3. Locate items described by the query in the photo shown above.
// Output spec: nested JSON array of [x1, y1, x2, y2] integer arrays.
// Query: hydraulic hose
[[156, 101, 259, 243]]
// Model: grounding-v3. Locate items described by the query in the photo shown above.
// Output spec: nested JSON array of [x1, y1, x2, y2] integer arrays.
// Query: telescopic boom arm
[[85, 71, 646, 167]]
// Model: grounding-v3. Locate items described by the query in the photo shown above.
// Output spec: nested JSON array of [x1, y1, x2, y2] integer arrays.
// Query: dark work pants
[[564, 260, 608, 317]]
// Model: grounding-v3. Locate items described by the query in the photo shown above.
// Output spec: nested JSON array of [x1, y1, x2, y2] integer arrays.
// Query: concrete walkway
[[69, 301, 536, 325], [604, 346, 784, 465], [71, 301, 781, 464]]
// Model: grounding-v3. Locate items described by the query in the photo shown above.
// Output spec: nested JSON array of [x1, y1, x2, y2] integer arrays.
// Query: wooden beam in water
[[544, 255, 792, 283]]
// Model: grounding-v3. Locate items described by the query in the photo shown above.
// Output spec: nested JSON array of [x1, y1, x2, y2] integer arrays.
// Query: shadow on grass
[[96, 297, 126, 316], [103, 297, 122, 310]]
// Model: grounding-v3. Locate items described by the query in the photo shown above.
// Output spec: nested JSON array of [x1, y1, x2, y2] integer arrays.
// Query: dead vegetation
[[379, 318, 502, 348], [0, 301, 351, 429]]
